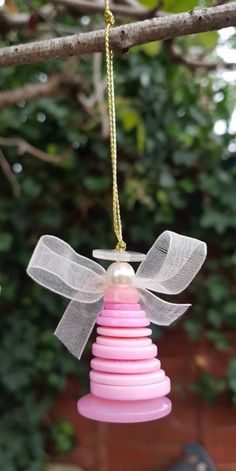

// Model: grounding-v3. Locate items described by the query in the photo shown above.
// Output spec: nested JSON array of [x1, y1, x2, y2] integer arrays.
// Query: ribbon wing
[[27, 235, 106, 358], [55, 297, 104, 359], [136, 231, 207, 295], [139, 288, 191, 326], [27, 235, 106, 301]]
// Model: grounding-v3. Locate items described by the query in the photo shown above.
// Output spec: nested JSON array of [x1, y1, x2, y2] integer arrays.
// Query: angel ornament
[[27, 230, 206, 423]]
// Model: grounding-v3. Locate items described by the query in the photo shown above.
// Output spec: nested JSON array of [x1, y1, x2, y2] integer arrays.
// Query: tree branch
[[0, 137, 70, 163], [50, 0, 154, 20], [0, 149, 21, 197], [164, 39, 236, 71], [0, 75, 62, 109], [0, 3, 235, 68], [0, 11, 29, 33], [213, 0, 231, 5], [0, 68, 84, 109], [0, 5, 57, 35]]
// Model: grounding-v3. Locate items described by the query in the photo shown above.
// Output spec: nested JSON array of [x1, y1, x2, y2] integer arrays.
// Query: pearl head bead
[[106, 262, 135, 287]]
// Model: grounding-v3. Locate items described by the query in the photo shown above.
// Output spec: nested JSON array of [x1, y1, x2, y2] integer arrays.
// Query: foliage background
[[0, 1, 236, 469]]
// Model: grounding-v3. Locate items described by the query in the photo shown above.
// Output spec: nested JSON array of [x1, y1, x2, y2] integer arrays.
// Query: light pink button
[[104, 286, 140, 303], [90, 369, 165, 385], [97, 327, 152, 338], [97, 316, 150, 327], [104, 302, 140, 311], [78, 394, 172, 423], [100, 309, 146, 318], [96, 336, 152, 347], [91, 358, 161, 374], [92, 343, 157, 360], [91, 377, 171, 400]]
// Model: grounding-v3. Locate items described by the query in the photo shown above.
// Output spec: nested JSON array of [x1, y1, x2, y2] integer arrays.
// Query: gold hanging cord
[[104, 0, 126, 252]]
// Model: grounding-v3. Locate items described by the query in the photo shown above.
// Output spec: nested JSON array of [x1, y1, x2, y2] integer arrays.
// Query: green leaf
[[207, 331, 229, 351], [84, 176, 110, 191], [137, 118, 146, 153], [22, 178, 42, 197], [138, 0, 157, 8], [156, 189, 169, 205], [132, 42, 161, 57], [163, 0, 199, 13], [200, 208, 235, 234], [0, 233, 13, 251], [173, 150, 198, 166], [120, 108, 139, 131], [189, 31, 218, 50]]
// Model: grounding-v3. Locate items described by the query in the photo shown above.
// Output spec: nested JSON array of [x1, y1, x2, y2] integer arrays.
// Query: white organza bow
[[27, 231, 207, 359]]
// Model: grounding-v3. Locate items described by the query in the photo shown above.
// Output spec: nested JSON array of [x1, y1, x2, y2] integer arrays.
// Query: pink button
[[78, 394, 172, 423], [91, 377, 171, 400], [91, 358, 161, 374], [104, 302, 140, 311], [97, 327, 152, 338], [92, 343, 157, 360], [104, 286, 140, 303], [100, 309, 146, 318], [90, 369, 165, 386], [97, 316, 150, 327], [96, 336, 152, 347]]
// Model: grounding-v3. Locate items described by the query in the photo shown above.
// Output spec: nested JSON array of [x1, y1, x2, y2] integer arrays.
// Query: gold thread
[[104, 0, 126, 253]]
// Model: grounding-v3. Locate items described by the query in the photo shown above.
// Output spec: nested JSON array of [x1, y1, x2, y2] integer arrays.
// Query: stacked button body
[[78, 285, 172, 423]]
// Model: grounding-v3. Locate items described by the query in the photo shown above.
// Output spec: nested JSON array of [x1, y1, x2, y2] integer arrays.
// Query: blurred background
[[0, 1, 236, 470]]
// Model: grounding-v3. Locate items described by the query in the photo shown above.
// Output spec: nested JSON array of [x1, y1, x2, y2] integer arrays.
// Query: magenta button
[[91, 377, 171, 400], [91, 358, 161, 374], [92, 343, 157, 360]]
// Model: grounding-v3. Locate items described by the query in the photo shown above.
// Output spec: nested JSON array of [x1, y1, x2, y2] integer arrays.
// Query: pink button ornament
[[77, 286, 172, 422], [27, 231, 207, 423]]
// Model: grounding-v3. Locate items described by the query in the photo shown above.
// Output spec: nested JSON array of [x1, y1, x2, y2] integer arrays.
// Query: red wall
[[51, 331, 236, 471]]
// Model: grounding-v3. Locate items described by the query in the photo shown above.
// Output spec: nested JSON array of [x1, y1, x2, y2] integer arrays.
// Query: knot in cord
[[104, 10, 115, 26], [116, 240, 127, 253]]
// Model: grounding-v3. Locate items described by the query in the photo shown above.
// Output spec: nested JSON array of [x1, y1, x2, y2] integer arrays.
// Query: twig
[[0, 137, 70, 163], [93, 53, 109, 138], [51, 0, 152, 20], [164, 39, 236, 71], [0, 3, 235, 68], [0, 149, 21, 197], [0, 4, 56, 35], [213, 0, 231, 5], [0, 11, 29, 34], [0, 75, 61, 109], [23, 0, 61, 36], [0, 69, 84, 109]]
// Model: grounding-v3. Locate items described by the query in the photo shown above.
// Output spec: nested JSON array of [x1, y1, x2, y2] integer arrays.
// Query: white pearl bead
[[106, 262, 135, 287]]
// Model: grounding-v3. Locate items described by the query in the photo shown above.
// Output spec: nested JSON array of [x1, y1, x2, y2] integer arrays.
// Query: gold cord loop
[[104, 0, 126, 253]]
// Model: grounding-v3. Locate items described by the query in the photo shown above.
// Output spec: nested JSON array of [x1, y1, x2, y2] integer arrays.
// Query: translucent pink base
[[77, 394, 172, 423]]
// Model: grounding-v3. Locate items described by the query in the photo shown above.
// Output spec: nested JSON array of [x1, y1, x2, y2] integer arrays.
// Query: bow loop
[[55, 298, 104, 359], [139, 288, 191, 326], [27, 235, 106, 302], [136, 231, 207, 295]]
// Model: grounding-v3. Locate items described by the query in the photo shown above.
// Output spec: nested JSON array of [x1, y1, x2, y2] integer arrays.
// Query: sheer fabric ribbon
[[27, 231, 207, 358]]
